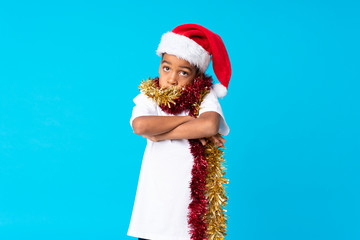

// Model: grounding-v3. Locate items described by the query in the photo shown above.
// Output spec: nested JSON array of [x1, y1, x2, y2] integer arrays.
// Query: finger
[[216, 140, 224, 148], [218, 135, 226, 143], [213, 134, 226, 144], [209, 136, 222, 148], [199, 138, 206, 146], [143, 135, 153, 141], [215, 136, 225, 147]]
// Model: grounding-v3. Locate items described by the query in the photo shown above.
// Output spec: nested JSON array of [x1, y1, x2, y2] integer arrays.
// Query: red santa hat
[[156, 23, 232, 98]]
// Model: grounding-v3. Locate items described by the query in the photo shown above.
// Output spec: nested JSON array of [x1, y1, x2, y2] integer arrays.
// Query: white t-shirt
[[127, 88, 229, 240]]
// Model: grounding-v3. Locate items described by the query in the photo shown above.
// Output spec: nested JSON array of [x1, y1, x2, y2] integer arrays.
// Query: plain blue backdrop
[[0, 0, 359, 239]]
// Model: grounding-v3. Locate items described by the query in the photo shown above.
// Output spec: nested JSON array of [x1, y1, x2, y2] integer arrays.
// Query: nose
[[167, 73, 177, 86]]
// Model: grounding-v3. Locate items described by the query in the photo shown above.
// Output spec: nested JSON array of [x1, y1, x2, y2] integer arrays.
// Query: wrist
[[155, 132, 168, 141], [184, 115, 194, 122]]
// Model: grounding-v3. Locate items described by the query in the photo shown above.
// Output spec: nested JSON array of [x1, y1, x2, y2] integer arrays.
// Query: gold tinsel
[[204, 142, 228, 240], [193, 87, 210, 117], [138, 78, 228, 239], [138, 78, 182, 108]]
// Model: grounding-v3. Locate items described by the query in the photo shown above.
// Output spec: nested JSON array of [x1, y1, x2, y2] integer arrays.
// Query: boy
[[128, 23, 231, 240]]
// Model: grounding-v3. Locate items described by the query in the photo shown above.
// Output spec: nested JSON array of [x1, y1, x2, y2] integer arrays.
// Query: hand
[[199, 133, 226, 148], [142, 135, 159, 142], [142, 134, 167, 142]]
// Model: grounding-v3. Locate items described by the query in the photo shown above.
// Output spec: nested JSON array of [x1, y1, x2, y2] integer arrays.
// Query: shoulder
[[130, 92, 159, 126], [207, 88, 218, 99], [200, 88, 222, 109], [200, 88, 230, 136], [133, 92, 157, 107]]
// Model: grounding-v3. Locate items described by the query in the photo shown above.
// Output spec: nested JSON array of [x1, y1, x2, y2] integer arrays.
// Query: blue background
[[1, 0, 359, 239]]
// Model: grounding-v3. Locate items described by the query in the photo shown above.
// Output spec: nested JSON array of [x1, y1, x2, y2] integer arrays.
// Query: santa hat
[[156, 23, 232, 98]]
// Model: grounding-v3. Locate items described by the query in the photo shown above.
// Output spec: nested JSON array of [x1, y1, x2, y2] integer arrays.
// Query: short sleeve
[[199, 88, 230, 136], [130, 93, 158, 128]]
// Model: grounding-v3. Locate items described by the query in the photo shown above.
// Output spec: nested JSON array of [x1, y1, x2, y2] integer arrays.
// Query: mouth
[[160, 84, 180, 89], [161, 85, 179, 90]]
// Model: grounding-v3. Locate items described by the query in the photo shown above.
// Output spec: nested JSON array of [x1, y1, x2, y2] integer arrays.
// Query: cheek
[[181, 77, 194, 87], [158, 75, 166, 87]]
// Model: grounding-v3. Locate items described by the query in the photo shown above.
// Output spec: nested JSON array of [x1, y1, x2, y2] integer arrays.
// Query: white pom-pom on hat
[[213, 83, 228, 99]]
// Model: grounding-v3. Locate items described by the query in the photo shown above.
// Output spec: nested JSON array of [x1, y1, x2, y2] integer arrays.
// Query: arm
[[144, 111, 221, 141], [132, 115, 193, 136]]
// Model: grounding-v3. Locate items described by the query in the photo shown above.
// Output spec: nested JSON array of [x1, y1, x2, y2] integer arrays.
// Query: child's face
[[159, 53, 198, 89]]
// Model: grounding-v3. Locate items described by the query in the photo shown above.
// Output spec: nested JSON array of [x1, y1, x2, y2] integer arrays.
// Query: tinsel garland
[[138, 75, 228, 240], [204, 141, 228, 240], [139, 75, 213, 117]]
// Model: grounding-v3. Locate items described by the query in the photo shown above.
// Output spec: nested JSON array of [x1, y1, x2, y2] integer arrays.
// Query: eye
[[163, 66, 170, 72], [180, 71, 189, 76]]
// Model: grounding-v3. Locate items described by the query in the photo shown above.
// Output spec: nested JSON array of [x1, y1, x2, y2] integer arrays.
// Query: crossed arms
[[132, 111, 225, 147]]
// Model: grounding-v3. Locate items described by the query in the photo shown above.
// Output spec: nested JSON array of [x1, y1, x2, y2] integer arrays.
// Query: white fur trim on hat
[[212, 83, 228, 99], [156, 32, 211, 73]]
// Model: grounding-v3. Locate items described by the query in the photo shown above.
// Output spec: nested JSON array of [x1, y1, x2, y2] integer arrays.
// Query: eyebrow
[[179, 66, 193, 72], [161, 60, 193, 72], [161, 60, 171, 65]]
